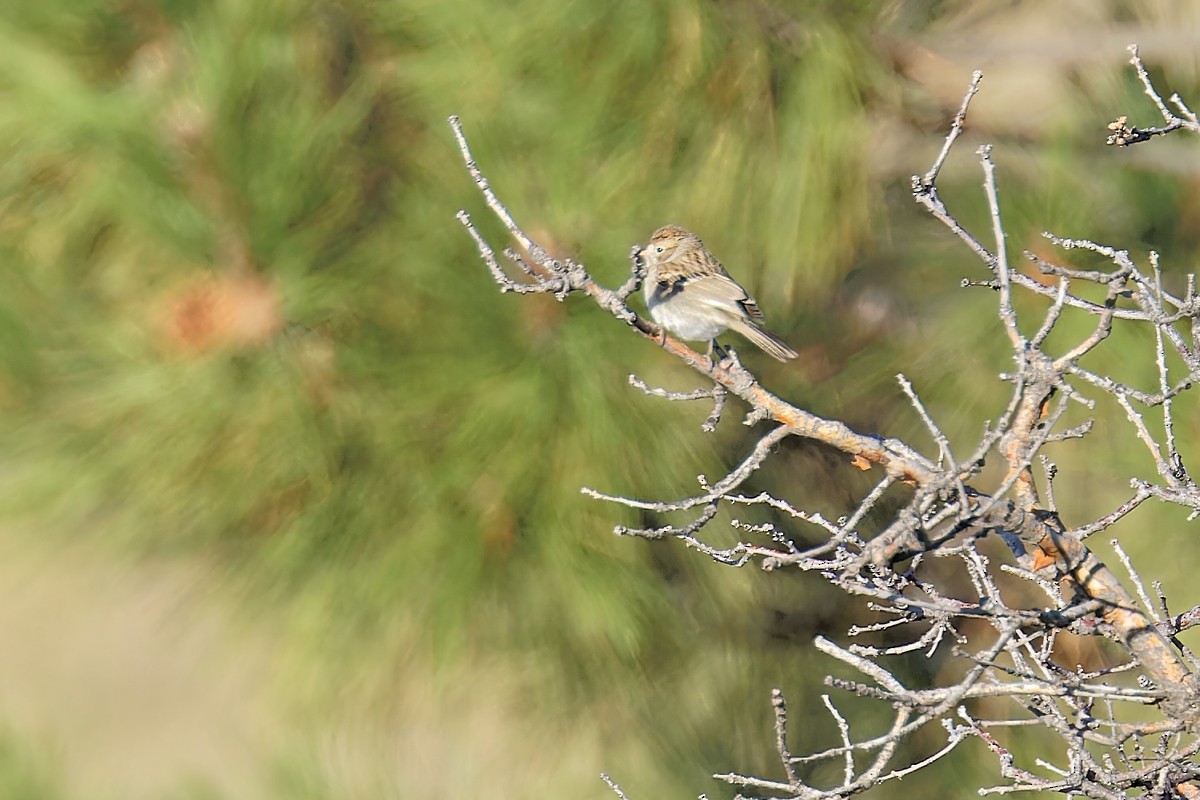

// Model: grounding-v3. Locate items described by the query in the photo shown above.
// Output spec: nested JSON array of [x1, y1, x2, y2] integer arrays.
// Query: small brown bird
[[638, 225, 798, 362]]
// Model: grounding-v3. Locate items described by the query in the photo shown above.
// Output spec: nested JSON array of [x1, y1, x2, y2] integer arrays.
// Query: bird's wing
[[684, 274, 766, 322]]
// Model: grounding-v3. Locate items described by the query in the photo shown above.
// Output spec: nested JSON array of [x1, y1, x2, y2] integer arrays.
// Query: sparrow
[[638, 224, 798, 362]]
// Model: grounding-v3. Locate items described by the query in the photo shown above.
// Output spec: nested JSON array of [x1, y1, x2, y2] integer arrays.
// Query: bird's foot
[[708, 340, 733, 369]]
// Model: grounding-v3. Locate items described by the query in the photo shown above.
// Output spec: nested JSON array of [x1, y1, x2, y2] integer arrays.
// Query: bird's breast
[[644, 279, 730, 341]]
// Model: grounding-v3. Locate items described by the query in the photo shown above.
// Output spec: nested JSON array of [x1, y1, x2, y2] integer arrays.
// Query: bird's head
[[639, 224, 701, 266]]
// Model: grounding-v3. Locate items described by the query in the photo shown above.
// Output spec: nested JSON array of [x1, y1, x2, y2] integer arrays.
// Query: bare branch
[[772, 689, 800, 787], [1106, 45, 1200, 146], [600, 774, 631, 800], [451, 46, 1200, 799], [922, 69, 983, 185]]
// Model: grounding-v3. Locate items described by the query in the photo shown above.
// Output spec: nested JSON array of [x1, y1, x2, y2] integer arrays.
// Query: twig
[[821, 694, 854, 787], [600, 773, 631, 800], [773, 689, 800, 786]]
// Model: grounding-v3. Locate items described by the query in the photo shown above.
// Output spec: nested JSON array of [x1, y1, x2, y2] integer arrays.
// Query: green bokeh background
[[1, 1, 1199, 797]]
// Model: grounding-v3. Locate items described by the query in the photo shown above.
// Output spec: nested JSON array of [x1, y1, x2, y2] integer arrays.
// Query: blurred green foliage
[[1, 0, 1200, 797], [0, 729, 61, 800]]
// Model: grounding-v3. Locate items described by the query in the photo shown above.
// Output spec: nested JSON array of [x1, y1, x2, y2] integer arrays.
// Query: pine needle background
[[0, 1, 1198, 797]]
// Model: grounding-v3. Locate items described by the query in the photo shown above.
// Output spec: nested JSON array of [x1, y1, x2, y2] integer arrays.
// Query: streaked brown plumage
[[638, 225, 798, 362]]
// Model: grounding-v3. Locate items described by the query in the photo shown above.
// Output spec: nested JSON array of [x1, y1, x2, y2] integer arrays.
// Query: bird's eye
[[655, 245, 665, 254]]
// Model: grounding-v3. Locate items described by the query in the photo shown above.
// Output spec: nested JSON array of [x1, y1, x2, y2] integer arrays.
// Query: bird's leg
[[709, 339, 729, 368]]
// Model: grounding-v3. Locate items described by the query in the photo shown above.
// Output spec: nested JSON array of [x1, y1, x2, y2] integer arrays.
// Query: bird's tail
[[734, 321, 799, 362]]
